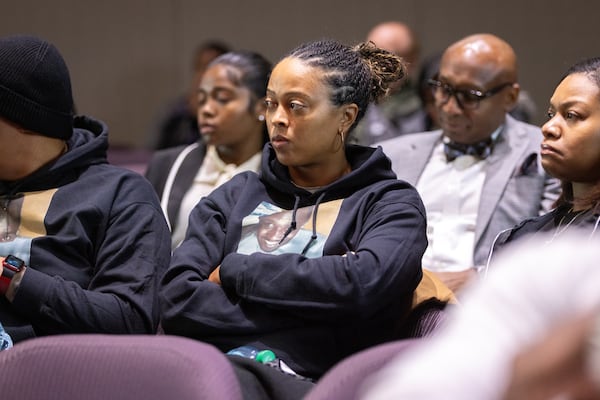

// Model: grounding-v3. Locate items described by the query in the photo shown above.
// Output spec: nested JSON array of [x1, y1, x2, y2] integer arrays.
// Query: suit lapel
[[391, 131, 441, 184], [475, 118, 530, 243]]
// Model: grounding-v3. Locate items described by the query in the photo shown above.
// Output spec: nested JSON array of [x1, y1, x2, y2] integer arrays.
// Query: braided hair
[[287, 39, 406, 130]]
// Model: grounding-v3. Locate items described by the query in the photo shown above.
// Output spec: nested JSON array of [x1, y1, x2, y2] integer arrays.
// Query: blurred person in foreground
[[362, 231, 600, 400]]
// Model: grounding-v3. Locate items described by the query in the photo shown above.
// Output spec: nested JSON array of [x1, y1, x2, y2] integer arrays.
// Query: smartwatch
[[0, 255, 25, 295]]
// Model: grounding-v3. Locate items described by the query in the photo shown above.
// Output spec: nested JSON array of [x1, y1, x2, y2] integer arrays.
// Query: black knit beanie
[[0, 35, 74, 139]]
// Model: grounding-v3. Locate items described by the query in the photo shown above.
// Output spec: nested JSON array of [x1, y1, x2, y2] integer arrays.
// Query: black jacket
[[0, 116, 171, 342], [160, 144, 427, 378]]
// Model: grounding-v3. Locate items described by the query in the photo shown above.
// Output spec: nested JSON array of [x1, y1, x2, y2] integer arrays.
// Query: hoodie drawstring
[[278, 195, 300, 245], [301, 192, 326, 256]]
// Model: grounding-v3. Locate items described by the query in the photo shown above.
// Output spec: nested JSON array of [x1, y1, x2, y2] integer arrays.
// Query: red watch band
[[1, 255, 25, 296], [0, 275, 11, 295]]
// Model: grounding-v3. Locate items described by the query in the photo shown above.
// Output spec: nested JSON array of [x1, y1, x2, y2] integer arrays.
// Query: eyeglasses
[[428, 79, 514, 110]]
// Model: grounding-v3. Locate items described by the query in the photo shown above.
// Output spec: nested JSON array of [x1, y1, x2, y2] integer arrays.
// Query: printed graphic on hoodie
[[0, 190, 56, 264], [237, 200, 342, 258]]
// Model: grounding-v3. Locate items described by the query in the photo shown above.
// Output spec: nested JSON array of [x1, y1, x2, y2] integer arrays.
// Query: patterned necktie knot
[[443, 137, 495, 162]]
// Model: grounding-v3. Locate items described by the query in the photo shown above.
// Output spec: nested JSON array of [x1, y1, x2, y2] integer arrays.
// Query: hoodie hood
[[259, 143, 397, 208], [0, 115, 109, 194]]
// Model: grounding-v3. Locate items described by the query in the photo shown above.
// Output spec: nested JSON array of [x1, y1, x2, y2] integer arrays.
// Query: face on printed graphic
[[256, 207, 312, 252]]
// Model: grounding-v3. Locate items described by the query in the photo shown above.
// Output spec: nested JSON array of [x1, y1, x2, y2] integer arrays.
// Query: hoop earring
[[338, 129, 345, 145]]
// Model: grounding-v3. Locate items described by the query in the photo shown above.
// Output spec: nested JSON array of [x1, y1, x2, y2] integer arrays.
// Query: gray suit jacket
[[376, 115, 560, 268]]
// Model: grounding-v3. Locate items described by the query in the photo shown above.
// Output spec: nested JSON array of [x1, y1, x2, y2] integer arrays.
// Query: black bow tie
[[443, 137, 495, 162]]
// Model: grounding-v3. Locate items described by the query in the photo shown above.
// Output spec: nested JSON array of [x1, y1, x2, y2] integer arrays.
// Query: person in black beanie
[[0, 34, 171, 344]]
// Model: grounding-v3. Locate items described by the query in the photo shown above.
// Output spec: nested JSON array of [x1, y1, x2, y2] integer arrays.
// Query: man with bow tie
[[377, 33, 559, 294]]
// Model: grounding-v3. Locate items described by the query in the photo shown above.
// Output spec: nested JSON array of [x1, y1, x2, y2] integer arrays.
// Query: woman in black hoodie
[[160, 38, 427, 399]]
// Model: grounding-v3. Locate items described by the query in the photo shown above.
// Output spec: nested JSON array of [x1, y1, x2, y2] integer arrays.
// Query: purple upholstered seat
[[304, 339, 420, 400], [0, 334, 242, 400]]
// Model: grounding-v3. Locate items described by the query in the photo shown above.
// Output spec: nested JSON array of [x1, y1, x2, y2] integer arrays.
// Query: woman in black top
[[490, 57, 600, 259]]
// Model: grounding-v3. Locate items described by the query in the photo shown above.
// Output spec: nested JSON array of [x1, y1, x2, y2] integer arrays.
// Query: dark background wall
[[3, 0, 599, 147]]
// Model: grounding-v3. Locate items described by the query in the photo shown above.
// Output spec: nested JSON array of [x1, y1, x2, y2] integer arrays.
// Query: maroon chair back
[[304, 339, 420, 400], [398, 299, 450, 338], [0, 334, 242, 400]]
